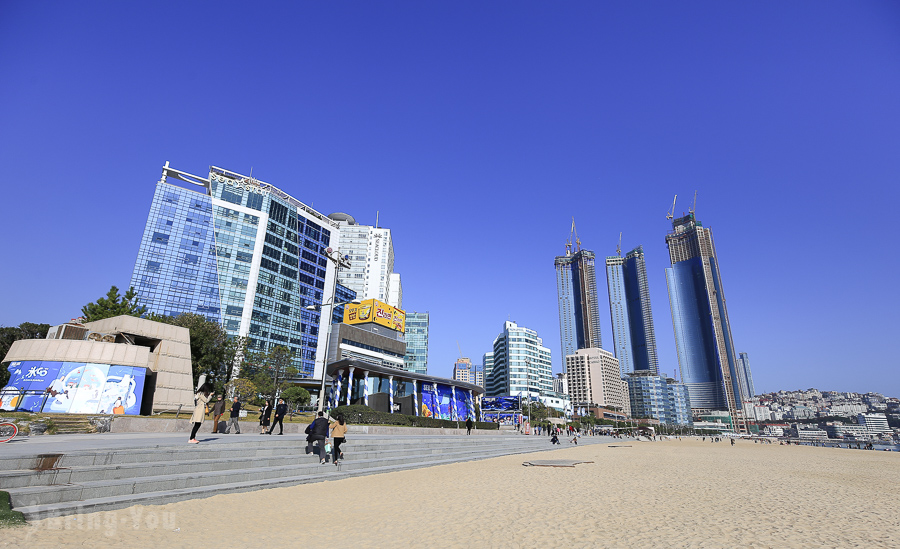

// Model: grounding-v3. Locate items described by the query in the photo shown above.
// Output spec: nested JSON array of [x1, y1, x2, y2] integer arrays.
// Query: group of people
[[188, 385, 348, 464], [305, 411, 347, 465], [256, 398, 289, 435], [189, 385, 243, 443]]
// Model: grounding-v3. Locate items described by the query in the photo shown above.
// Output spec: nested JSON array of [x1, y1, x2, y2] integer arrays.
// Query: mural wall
[[1, 360, 147, 415]]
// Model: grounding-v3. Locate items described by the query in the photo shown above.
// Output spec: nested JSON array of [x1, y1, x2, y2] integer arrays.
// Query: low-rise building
[[1, 315, 194, 414]]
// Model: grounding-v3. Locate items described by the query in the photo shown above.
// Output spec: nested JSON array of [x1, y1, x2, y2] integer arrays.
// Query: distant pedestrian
[[465, 417, 473, 435], [330, 413, 347, 464], [550, 434, 560, 445], [225, 396, 241, 434], [211, 394, 226, 433], [731, 438, 735, 446], [189, 382, 212, 444], [269, 398, 287, 435], [259, 400, 272, 434]]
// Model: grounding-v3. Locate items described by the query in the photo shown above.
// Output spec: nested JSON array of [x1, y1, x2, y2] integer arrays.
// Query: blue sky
[[2, 2, 899, 397]]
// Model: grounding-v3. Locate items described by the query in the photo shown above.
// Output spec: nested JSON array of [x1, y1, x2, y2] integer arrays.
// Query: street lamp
[[306, 247, 352, 413], [305, 297, 357, 413]]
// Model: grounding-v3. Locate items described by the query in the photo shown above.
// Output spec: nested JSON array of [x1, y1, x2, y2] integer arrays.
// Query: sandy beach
[[3, 438, 898, 548]]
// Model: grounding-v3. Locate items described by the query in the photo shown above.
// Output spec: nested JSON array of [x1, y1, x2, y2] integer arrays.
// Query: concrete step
[[10, 446, 557, 520], [0, 440, 545, 489], [6, 441, 549, 507], [0, 435, 536, 470], [5, 435, 612, 520]]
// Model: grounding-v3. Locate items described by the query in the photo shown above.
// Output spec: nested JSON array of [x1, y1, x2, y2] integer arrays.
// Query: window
[[226, 305, 244, 316], [246, 193, 263, 211], [221, 189, 242, 204], [263, 246, 282, 261], [152, 232, 170, 245], [269, 201, 288, 225], [145, 261, 161, 272], [179, 238, 201, 251], [236, 251, 253, 263], [260, 258, 279, 273]]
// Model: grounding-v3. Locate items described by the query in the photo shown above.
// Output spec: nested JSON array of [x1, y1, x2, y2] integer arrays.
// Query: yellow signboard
[[343, 299, 406, 333]]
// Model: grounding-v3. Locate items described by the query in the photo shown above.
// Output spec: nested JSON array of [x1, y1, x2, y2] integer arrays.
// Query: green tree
[[226, 377, 257, 402], [148, 312, 246, 392], [242, 345, 298, 402], [281, 386, 311, 409], [0, 322, 51, 386], [81, 286, 147, 322]]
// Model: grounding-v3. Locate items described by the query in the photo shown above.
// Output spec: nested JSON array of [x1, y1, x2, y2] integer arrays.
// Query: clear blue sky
[[2, 2, 899, 397]]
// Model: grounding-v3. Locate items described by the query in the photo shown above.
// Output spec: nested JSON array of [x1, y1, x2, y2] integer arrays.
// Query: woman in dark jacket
[[259, 400, 272, 434]]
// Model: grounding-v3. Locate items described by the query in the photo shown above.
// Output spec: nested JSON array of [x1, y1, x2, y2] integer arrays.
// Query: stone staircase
[[1, 434, 608, 521], [48, 417, 96, 435]]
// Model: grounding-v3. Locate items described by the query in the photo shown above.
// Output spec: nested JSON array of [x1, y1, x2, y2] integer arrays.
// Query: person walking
[[259, 400, 272, 434], [269, 398, 287, 435], [465, 417, 473, 435], [330, 413, 347, 464], [225, 396, 242, 434], [305, 411, 330, 463], [189, 382, 212, 444], [211, 394, 226, 433]]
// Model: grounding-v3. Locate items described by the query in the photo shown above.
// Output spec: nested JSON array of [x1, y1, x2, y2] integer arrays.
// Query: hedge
[[330, 405, 498, 430]]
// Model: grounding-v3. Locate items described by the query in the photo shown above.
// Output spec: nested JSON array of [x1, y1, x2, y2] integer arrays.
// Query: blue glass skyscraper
[[130, 163, 342, 379], [665, 212, 745, 431], [606, 245, 659, 376], [556, 242, 602, 369]]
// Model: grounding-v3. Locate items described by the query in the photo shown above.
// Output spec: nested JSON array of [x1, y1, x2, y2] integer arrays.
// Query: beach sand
[[3, 438, 898, 548]]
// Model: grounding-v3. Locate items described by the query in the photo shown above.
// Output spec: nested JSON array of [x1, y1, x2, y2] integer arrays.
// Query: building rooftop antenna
[[666, 194, 678, 221], [617, 231, 622, 256]]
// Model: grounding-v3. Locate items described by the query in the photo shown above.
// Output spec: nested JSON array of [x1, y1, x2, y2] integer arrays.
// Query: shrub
[[330, 405, 497, 430]]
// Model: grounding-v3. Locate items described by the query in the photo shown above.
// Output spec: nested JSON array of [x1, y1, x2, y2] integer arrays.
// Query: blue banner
[[481, 396, 520, 411], [2, 361, 147, 415]]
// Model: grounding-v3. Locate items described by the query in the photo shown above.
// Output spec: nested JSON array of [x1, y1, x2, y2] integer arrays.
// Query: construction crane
[[666, 194, 677, 221], [457, 341, 463, 359], [570, 217, 581, 252], [689, 190, 698, 216], [616, 231, 622, 256]]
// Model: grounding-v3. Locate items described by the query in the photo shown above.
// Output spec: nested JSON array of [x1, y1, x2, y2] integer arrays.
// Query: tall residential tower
[[484, 321, 552, 398], [605, 245, 660, 376], [665, 212, 745, 431], [555, 227, 602, 369], [327, 213, 402, 308]]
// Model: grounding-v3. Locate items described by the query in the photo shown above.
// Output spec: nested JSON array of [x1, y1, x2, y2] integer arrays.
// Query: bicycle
[[0, 422, 19, 443]]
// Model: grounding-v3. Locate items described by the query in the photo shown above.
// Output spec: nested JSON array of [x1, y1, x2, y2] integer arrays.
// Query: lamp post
[[307, 247, 352, 414]]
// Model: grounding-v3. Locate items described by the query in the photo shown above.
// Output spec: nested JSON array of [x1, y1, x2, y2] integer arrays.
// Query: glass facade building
[[735, 351, 754, 402], [665, 213, 744, 430], [484, 321, 552, 398], [130, 163, 341, 379], [555, 247, 602, 371], [402, 312, 429, 375], [626, 370, 692, 425], [606, 245, 659, 376]]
